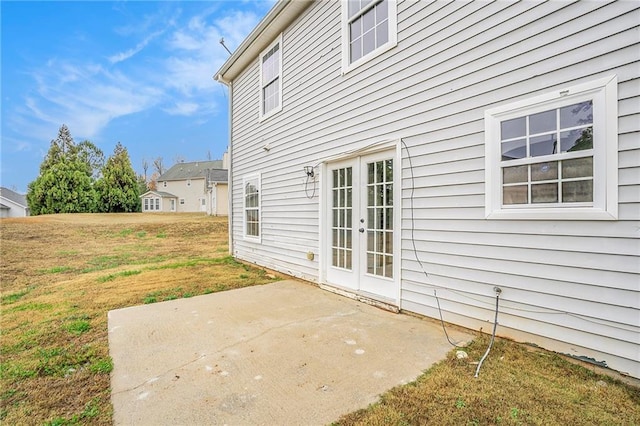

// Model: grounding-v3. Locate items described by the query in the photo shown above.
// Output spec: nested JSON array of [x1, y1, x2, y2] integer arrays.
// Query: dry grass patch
[[335, 335, 640, 425], [1, 213, 281, 425]]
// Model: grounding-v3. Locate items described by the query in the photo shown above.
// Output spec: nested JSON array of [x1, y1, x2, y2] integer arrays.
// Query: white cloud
[[163, 10, 261, 97], [108, 28, 167, 64], [6, 3, 264, 152], [24, 59, 162, 139], [163, 101, 199, 116]]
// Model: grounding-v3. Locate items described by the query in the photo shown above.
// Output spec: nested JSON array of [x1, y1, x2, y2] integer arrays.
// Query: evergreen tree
[[95, 142, 140, 212], [27, 125, 99, 215], [137, 174, 149, 197]]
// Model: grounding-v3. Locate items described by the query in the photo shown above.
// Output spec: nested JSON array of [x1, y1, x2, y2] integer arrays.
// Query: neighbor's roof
[[140, 190, 177, 199], [214, 0, 313, 83], [158, 161, 225, 181], [0, 187, 27, 207], [206, 169, 228, 184]]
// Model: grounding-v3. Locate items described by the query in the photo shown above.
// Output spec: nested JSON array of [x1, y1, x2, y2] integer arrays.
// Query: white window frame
[[259, 34, 283, 121], [162, 181, 167, 188], [144, 198, 149, 211], [243, 174, 261, 241], [485, 75, 618, 220], [155, 198, 160, 210], [341, 0, 397, 74]]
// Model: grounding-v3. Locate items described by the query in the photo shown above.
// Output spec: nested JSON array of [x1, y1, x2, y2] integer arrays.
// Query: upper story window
[[342, 0, 397, 73], [162, 181, 167, 188], [187, 179, 191, 187], [259, 34, 283, 120], [243, 174, 261, 240], [485, 76, 618, 220]]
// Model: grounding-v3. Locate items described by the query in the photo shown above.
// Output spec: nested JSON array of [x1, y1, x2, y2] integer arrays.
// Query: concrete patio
[[108, 280, 473, 425]]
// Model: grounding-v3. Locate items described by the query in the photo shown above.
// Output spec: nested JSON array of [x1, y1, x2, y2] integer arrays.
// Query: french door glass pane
[[365, 158, 393, 278], [331, 167, 353, 270]]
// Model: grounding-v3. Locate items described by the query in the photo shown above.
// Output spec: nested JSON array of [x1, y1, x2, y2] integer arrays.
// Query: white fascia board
[[214, 0, 313, 83]]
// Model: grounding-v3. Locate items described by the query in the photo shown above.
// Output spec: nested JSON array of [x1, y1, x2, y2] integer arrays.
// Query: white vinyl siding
[[227, 0, 640, 377]]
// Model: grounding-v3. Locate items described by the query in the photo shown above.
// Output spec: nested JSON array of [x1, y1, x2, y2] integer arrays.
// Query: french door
[[325, 150, 398, 302]]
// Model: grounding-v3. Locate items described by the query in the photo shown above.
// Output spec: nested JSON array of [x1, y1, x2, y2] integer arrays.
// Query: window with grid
[[259, 34, 282, 119], [485, 76, 618, 220], [244, 175, 260, 239], [500, 101, 594, 206], [342, 0, 397, 72]]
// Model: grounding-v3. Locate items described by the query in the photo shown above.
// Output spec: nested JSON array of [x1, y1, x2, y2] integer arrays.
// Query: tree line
[[27, 125, 142, 215]]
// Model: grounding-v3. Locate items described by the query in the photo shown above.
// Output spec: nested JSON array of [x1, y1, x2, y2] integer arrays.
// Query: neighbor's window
[[144, 198, 149, 211], [259, 34, 283, 120], [180, 198, 185, 205], [243, 174, 260, 239], [342, 0, 397, 72], [485, 76, 618, 220], [163, 181, 167, 188], [187, 179, 191, 187], [155, 198, 160, 210]]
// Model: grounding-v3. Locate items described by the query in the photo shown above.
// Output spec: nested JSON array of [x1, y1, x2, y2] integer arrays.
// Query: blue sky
[[1, 0, 274, 193]]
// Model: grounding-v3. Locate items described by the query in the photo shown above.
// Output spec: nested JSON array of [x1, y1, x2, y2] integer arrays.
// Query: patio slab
[[108, 280, 473, 425]]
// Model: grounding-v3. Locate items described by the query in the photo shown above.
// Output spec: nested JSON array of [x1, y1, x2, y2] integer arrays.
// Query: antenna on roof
[[219, 38, 232, 56]]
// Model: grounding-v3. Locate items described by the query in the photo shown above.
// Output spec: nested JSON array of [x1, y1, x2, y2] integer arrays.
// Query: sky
[[1, 0, 275, 193]]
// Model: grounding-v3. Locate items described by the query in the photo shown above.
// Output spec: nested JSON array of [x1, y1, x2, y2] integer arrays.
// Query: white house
[[141, 160, 228, 215], [215, 1, 640, 378], [0, 187, 29, 218]]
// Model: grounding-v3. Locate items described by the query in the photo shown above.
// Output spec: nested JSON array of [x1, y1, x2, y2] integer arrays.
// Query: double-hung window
[[342, 0, 397, 72], [243, 174, 261, 240], [485, 76, 618, 220], [259, 34, 282, 120]]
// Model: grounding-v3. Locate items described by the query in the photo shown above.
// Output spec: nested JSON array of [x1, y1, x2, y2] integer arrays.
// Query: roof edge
[[214, 0, 313, 82]]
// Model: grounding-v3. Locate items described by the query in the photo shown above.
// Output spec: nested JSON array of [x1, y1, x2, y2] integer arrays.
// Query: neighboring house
[[215, 1, 639, 378], [0, 187, 29, 218], [140, 159, 228, 215]]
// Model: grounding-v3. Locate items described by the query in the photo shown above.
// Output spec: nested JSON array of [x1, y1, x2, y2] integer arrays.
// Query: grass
[[1, 213, 638, 425], [334, 335, 640, 425], [0, 213, 281, 425]]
